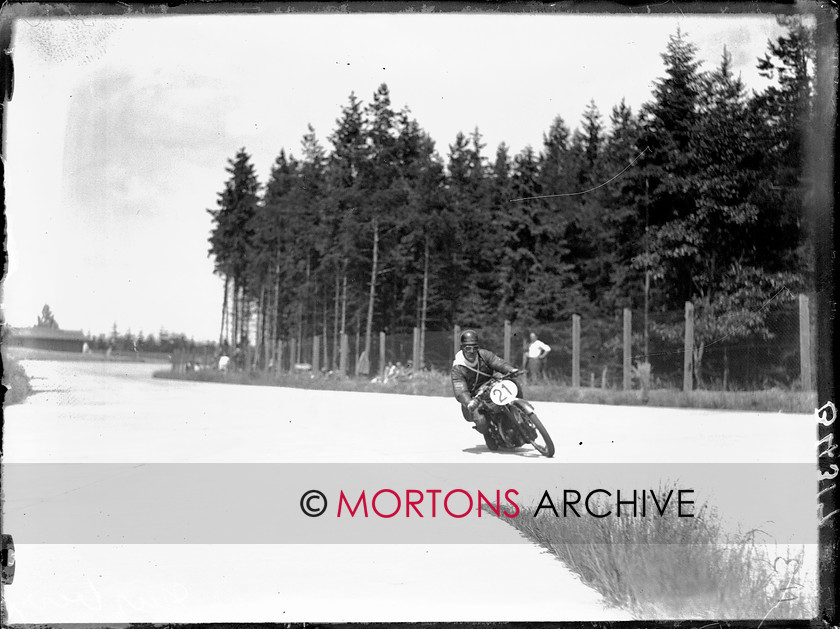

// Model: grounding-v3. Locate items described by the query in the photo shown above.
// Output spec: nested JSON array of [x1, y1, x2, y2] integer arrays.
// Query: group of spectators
[[211, 332, 554, 380], [368, 331, 553, 384], [371, 361, 414, 384], [215, 347, 245, 372]]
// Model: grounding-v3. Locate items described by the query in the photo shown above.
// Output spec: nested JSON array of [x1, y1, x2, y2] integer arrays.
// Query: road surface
[[2, 360, 817, 622]]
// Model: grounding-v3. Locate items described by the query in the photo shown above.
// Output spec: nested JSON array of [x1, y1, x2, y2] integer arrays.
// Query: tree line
[[86, 324, 213, 354], [208, 20, 814, 376], [29, 305, 206, 355]]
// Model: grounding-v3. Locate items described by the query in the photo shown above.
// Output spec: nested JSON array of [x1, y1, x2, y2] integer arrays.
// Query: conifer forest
[[207, 21, 817, 389]]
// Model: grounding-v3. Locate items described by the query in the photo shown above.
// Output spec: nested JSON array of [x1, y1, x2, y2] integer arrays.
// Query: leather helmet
[[460, 329, 479, 348]]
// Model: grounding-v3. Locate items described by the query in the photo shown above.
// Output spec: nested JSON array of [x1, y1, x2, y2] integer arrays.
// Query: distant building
[[7, 327, 87, 353]]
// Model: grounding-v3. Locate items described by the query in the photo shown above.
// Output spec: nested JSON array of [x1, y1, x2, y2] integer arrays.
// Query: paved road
[[2, 360, 817, 622]]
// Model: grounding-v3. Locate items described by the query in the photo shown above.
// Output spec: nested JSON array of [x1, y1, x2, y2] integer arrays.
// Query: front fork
[[510, 398, 535, 415], [507, 403, 537, 445]]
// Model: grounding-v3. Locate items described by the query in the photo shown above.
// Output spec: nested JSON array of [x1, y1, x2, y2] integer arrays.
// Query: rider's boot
[[471, 414, 500, 450], [470, 412, 488, 434], [482, 430, 499, 451]]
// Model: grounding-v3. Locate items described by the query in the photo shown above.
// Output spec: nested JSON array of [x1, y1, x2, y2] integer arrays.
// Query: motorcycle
[[471, 370, 555, 458]]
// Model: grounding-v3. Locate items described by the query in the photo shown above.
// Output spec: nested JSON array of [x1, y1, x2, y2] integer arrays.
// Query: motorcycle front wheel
[[512, 407, 555, 458]]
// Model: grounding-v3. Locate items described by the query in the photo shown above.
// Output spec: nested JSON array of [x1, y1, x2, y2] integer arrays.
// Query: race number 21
[[817, 401, 839, 526]]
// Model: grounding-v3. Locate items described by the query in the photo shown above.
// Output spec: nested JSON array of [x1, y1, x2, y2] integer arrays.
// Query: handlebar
[[473, 369, 527, 399]]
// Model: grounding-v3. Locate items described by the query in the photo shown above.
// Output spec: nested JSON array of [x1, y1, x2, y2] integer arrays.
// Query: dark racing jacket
[[451, 349, 516, 407]]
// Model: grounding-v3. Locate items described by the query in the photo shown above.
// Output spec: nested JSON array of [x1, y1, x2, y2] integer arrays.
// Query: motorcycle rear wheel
[[512, 407, 555, 458]]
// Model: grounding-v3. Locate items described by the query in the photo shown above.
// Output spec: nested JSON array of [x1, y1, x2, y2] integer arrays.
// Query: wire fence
[[372, 295, 815, 392], [632, 303, 813, 390], [179, 293, 817, 393]]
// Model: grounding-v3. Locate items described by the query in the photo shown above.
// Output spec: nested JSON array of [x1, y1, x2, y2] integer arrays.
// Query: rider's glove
[[467, 398, 480, 413]]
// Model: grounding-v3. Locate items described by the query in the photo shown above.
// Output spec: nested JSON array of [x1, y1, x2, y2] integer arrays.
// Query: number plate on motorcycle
[[489, 380, 518, 406]]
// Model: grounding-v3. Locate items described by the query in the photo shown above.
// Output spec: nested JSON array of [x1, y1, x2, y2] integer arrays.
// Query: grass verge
[[2, 352, 33, 405], [154, 368, 815, 413], [525, 381, 816, 413], [506, 488, 815, 619], [154, 368, 450, 397]]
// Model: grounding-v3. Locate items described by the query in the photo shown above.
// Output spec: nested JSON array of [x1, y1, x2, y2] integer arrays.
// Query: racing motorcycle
[[472, 370, 555, 458]]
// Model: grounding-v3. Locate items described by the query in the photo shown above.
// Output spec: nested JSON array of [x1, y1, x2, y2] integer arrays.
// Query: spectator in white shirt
[[526, 333, 551, 380]]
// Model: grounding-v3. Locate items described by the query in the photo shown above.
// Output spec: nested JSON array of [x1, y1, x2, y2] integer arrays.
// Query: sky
[[2, 7, 803, 342]]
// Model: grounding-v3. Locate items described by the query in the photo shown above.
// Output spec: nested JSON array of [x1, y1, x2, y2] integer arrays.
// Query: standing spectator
[[526, 332, 551, 380]]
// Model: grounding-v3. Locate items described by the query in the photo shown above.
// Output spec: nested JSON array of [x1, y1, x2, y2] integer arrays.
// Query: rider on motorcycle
[[451, 329, 519, 445]]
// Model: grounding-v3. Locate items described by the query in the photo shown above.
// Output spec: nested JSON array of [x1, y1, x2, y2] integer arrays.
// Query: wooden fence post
[[354, 328, 360, 373], [623, 308, 632, 391], [263, 328, 270, 374], [683, 302, 694, 393], [379, 331, 386, 377], [276, 340, 284, 377], [453, 325, 461, 356], [312, 335, 320, 376], [572, 314, 581, 388], [339, 333, 349, 376], [289, 339, 297, 372], [504, 320, 511, 363], [799, 294, 812, 391], [412, 327, 421, 373]]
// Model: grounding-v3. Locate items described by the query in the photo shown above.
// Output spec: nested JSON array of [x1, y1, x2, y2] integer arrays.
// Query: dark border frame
[[0, 1, 835, 626]]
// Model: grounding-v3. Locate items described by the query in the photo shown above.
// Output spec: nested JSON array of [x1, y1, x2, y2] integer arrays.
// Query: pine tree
[[261, 150, 299, 341], [324, 92, 369, 366], [359, 84, 406, 368], [539, 115, 572, 196], [295, 125, 328, 351], [447, 128, 495, 327], [207, 148, 261, 348], [488, 143, 515, 320], [503, 146, 541, 324], [600, 99, 645, 314], [635, 29, 705, 307], [580, 100, 604, 185], [389, 109, 447, 358], [751, 16, 815, 277], [567, 102, 615, 310]]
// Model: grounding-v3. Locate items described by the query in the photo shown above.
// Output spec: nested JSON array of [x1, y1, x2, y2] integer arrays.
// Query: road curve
[[3, 360, 816, 622]]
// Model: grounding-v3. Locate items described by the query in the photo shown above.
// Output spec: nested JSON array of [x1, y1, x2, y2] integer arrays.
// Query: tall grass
[[506, 488, 815, 619], [155, 368, 815, 413]]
